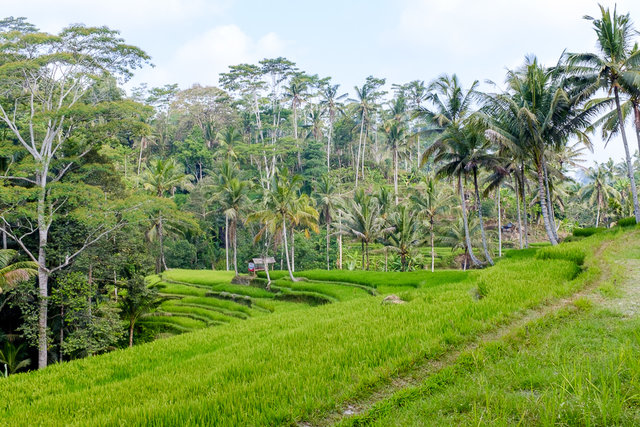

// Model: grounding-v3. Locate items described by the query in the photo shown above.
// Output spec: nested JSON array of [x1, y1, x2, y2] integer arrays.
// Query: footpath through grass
[[342, 229, 640, 426], [0, 230, 626, 425]]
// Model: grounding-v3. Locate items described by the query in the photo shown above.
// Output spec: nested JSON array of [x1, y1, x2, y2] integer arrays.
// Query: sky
[[3, 0, 640, 166]]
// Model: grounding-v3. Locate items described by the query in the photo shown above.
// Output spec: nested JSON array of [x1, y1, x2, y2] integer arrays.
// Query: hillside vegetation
[[2, 228, 636, 425]]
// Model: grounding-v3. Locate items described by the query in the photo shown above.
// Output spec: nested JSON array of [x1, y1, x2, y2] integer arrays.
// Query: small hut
[[249, 257, 276, 273]]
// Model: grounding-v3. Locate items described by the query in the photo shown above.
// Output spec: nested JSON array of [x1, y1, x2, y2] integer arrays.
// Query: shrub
[[573, 227, 605, 237], [617, 216, 637, 227]]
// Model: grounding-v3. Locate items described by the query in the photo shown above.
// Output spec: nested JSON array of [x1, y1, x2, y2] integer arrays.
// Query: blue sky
[[3, 0, 640, 165]]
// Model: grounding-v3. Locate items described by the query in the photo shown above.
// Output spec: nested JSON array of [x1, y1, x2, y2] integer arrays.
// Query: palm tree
[[567, 4, 640, 224], [217, 160, 251, 275], [0, 341, 30, 376], [141, 158, 193, 271], [410, 174, 454, 272], [579, 163, 620, 226], [352, 76, 385, 187], [383, 204, 422, 271], [315, 175, 342, 270], [251, 168, 318, 281], [320, 82, 347, 173], [284, 74, 312, 168], [0, 249, 37, 295], [485, 56, 603, 245], [439, 215, 481, 271], [215, 126, 243, 160], [382, 119, 407, 206], [342, 189, 383, 270]]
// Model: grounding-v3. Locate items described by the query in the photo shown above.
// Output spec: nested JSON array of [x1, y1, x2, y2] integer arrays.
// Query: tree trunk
[[615, 88, 640, 224], [393, 147, 399, 206], [537, 163, 558, 245], [521, 163, 529, 249], [225, 216, 229, 272], [515, 176, 523, 250], [326, 220, 330, 270], [497, 187, 502, 258], [233, 220, 238, 276], [129, 320, 134, 347], [361, 240, 365, 270], [37, 182, 49, 369], [365, 242, 370, 270], [158, 215, 168, 271], [473, 168, 493, 265], [282, 219, 296, 282], [355, 111, 365, 187], [338, 214, 343, 270], [327, 118, 333, 173], [291, 229, 295, 273], [430, 221, 435, 272], [543, 161, 558, 241], [459, 174, 482, 266], [596, 198, 601, 227], [59, 304, 64, 362], [634, 102, 640, 160]]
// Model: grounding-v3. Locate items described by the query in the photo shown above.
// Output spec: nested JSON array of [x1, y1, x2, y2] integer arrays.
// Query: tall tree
[[0, 20, 149, 368], [567, 4, 640, 224]]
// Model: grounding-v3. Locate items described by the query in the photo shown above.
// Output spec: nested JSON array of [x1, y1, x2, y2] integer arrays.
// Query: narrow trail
[[304, 233, 635, 427]]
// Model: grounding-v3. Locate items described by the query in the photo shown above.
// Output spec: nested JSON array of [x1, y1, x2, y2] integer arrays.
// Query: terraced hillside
[[1, 228, 637, 426], [145, 269, 378, 335]]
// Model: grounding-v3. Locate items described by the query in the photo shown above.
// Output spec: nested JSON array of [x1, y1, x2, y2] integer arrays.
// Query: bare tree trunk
[[326, 220, 330, 270], [225, 216, 229, 272], [634, 103, 640, 162], [543, 161, 558, 241], [393, 147, 399, 205], [514, 176, 523, 250], [291, 229, 295, 273], [338, 215, 343, 270], [497, 186, 502, 257], [521, 163, 529, 249], [233, 221, 238, 276], [327, 118, 333, 173], [473, 168, 493, 265], [137, 137, 144, 175], [355, 111, 365, 188], [537, 163, 558, 245], [129, 321, 134, 347], [596, 200, 601, 227], [59, 304, 64, 362], [282, 219, 296, 282], [37, 183, 49, 369], [459, 174, 482, 266], [615, 88, 640, 224], [158, 215, 168, 271], [430, 222, 435, 272]]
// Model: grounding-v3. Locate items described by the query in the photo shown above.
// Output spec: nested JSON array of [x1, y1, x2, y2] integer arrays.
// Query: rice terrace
[[1, 1, 640, 426]]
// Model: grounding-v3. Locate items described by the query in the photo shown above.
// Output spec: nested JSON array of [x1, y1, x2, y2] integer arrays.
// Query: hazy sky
[[3, 0, 640, 165]]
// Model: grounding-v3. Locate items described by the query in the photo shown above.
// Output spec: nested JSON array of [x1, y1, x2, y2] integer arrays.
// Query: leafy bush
[[617, 216, 637, 227]]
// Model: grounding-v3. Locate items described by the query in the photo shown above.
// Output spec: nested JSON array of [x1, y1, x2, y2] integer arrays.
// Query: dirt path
[[303, 235, 632, 427]]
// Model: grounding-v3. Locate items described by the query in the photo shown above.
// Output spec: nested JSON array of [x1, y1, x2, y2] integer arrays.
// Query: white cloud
[[3, 0, 232, 31], [135, 25, 288, 87]]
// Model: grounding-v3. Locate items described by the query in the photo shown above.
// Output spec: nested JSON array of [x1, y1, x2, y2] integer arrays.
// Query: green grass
[[0, 229, 623, 425], [260, 269, 468, 291]]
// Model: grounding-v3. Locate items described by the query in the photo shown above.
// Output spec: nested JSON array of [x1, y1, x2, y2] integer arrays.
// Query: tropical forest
[[1, 3, 640, 425]]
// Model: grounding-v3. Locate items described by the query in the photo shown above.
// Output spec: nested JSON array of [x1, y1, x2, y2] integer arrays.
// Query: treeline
[[0, 4, 639, 371]]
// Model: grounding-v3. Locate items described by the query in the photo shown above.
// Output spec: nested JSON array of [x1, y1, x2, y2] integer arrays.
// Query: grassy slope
[[344, 230, 640, 426], [0, 231, 625, 425]]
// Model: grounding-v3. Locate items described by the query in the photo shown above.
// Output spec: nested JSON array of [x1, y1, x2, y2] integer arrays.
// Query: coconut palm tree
[[410, 174, 454, 271], [0, 341, 30, 376], [250, 168, 318, 281], [352, 76, 385, 187], [315, 175, 342, 270], [382, 118, 407, 206], [0, 249, 37, 296], [439, 215, 481, 271], [217, 161, 251, 275], [566, 4, 640, 223], [579, 163, 620, 226], [319, 81, 347, 173], [215, 126, 243, 160], [383, 204, 423, 271], [141, 158, 193, 271], [342, 189, 383, 270]]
